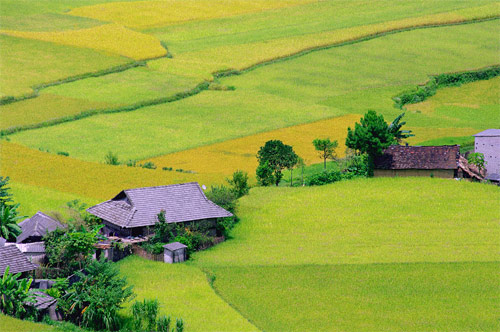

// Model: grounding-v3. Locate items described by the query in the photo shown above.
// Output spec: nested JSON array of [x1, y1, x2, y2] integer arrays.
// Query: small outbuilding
[[17, 212, 65, 243], [163, 242, 187, 264], [0, 243, 37, 276], [473, 129, 500, 181], [373, 145, 461, 178]]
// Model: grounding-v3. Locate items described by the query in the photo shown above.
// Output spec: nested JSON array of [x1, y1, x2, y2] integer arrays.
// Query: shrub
[[256, 161, 275, 186], [307, 170, 342, 186], [0, 266, 36, 319], [105, 151, 120, 165], [227, 170, 250, 198], [206, 185, 237, 213], [57, 151, 69, 157], [126, 159, 137, 167], [467, 152, 486, 170], [140, 162, 156, 169]]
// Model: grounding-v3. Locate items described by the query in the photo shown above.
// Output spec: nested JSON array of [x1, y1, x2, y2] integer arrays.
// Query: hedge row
[[393, 65, 500, 109]]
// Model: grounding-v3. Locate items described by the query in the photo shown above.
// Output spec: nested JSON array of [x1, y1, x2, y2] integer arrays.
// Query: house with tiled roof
[[373, 145, 462, 178], [17, 212, 65, 243], [87, 182, 233, 237], [0, 241, 37, 276]]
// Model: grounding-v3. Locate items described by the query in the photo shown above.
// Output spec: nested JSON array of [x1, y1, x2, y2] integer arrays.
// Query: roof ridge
[[123, 182, 199, 192]]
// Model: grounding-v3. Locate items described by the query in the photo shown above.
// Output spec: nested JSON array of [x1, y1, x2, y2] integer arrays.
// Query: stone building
[[473, 129, 500, 182]]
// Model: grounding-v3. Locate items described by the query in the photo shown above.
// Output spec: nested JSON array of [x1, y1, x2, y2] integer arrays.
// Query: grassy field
[[0, 34, 129, 97], [117, 256, 257, 332], [211, 262, 500, 331], [9, 20, 498, 162], [0, 314, 59, 332]]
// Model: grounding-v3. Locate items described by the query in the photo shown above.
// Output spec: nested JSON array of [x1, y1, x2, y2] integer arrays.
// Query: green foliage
[[313, 138, 338, 170], [467, 152, 486, 170], [256, 161, 275, 187], [0, 267, 35, 319], [44, 227, 100, 275], [104, 151, 120, 165], [307, 170, 342, 186], [65, 199, 101, 230], [0, 203, 24, 241], [257, 140, 299, 186], [58, 259, 134, 331], [175, 318, 184, 332], [0, 176, 14, 208], [393, 65, 500, 108], [388, 112, 414, 143], [131, 299, 159, 331], [206, 185, 238, 214], [226, 170, 250, 198], [156, 315, 172, 332], [140, 161, 157, 170]]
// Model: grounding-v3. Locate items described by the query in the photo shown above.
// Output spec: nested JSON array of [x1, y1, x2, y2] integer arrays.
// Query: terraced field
[[1, 1, 499, 331]]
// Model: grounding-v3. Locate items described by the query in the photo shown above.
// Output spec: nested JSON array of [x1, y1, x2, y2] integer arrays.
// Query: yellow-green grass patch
[[144, 114, 361, 180], [117, 256, 257, 332], [211, 262, 500, 331], [0, 141, 223, 201], [68, 0, 316, 29], [1, 24, 167, 61], [0, 314, 59, 332], [0, 34, 129, 97], [0, 94, 116, 131], [10, 20, 499, 162], [193, 178, 500, 267]]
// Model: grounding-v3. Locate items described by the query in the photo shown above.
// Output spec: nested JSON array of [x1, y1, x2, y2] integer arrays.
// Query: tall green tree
[[257, 140, 299, 186], [313, 138, 338, 170], [388, 112, 414, 143], [226, 170, 250, 198], [0, 176, 13, 208], [346, 110, 395, 174], [0, 204, 23, 242]]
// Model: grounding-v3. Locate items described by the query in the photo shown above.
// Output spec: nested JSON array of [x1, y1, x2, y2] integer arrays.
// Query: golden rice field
[[68, 0, 315, 29], [169, 4, 500, 75], [0, 141, 224, 201], [0, 24, 166, 60], [144, 114, 361, 177]]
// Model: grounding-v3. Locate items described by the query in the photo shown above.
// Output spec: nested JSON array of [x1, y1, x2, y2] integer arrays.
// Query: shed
[[373, 145, 460, 178], [28, 291, 60, 321], [163, 242, 187, 264]]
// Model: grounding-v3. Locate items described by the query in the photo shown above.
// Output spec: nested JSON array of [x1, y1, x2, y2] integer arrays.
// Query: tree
[[0, 176, 13, 208], [257, 140, 299, 186], [313, 138, 338, 170], [467, 152, 486, 170], [226, 170, 250, 198], [58, 259, 134, 331], [256, 161, 275, 186], [388, 112, 414, 143], [0, 266, 35, 319], [346, 110, 395, 173], [0, 204, 23, 242]]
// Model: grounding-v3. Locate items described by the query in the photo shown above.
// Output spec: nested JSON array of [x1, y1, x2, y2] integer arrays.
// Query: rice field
[[9, 20, 498, 162], [0, 34, 129, 97], [0, 314, 60, 332], [117, 256, 257, 332], [1, 24, 166, 60]]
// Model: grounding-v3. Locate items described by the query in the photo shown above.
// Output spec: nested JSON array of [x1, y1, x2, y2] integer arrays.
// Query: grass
[[0, 141, 224, 202], [1, 24, 167, 61], [10, 20, 499, 162], [116, 256, 257, 332], [193, 178, 500, 267], [419, 136, 475, 153], [0, 314, 59, 332], [211, 262, 500, 331], [0, 34, 129, 97], [10, 181, 98, 218], [69, 0, 315, 29]]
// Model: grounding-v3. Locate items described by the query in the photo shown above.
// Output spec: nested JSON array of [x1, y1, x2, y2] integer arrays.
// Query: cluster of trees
[[255, 111, 414, 186]]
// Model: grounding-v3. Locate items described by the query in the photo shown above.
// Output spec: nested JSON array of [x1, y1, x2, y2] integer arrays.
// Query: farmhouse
[[373, 145, 461, 178], [0, 238, 37, 276], [17, 212, 65, 243], [87, 182, 232, 237], [473, 129, 500, 181]]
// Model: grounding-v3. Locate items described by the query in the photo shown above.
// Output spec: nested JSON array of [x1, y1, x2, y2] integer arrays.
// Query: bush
[[105, 151, 120, 165], [140, 162, 156, 170], [205, 185, 237, 213], [57, 151, 69, 157], [307, 170, 342, 186], [0, 267, 36, 319], [227, 170, 250, 198]]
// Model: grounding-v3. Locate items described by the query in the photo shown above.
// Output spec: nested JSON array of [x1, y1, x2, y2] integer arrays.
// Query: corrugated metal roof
[[88, 182, 233, 229], [0, 245, 37, 274], [374, 145, 460, 170], [473, 129, 500, 137], [17, 212, 65, 243]]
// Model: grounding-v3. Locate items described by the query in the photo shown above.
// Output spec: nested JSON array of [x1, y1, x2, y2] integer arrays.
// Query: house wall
[[374, 169, 455, 178], [475, 135, 500, 175]]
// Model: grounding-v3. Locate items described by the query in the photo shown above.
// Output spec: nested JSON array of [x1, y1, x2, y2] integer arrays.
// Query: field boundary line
[[2, 16, 498, 136], [199, 267, 263, 332]]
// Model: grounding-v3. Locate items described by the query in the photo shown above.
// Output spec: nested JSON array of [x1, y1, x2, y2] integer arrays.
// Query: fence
[[132, 244, 164, 262]]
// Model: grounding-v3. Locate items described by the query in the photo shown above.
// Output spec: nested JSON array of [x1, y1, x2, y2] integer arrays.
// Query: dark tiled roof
[[29, 291, 57, 310], [17, 212, 65, 243], [473, 129, 500, 137], [374, 145, 460, 170], [0, 245, 37, 274], [88, 182, 233, 229], [163, 242, 187, 251]]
